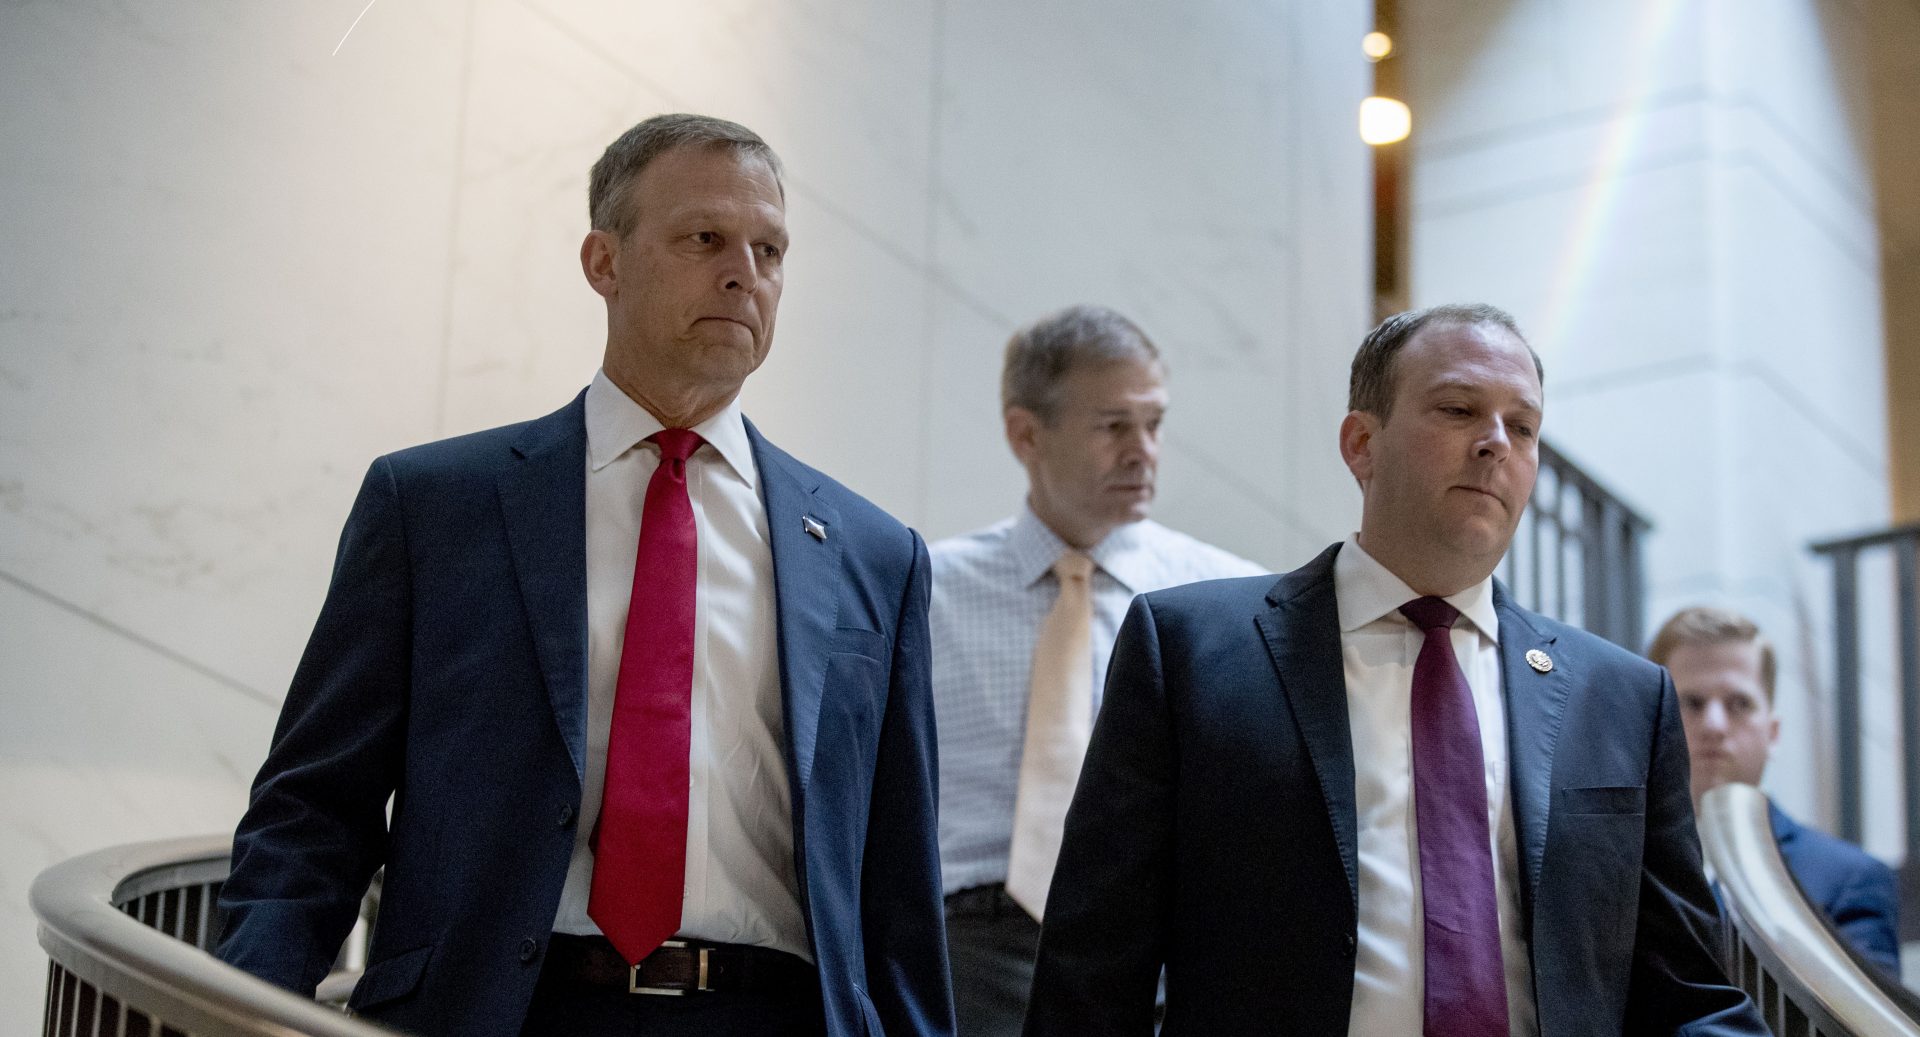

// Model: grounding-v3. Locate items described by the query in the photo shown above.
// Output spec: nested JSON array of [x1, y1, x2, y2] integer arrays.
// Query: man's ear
[[1005, 406, 1042, 466], [1339, 410, 1377, 485], [581, 229, 620, 300]]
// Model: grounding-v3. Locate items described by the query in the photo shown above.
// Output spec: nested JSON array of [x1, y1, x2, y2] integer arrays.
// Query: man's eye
[[759, 243, 782, 258], [692, 231, 717, 244]]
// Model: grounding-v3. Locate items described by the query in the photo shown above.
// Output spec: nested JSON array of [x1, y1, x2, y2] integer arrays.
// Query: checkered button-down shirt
[[930, 506, 1268, 893]]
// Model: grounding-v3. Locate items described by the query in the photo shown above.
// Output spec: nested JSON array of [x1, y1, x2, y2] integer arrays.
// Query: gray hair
[[1348, 303, 1542, 418], [588, 113, 786, 237], [1001, 305, 1162, 423]]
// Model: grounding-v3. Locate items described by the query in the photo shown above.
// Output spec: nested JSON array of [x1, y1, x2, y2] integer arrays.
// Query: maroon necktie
[[590, 428, 703, 965], [1400, 596, 1509, 1037]]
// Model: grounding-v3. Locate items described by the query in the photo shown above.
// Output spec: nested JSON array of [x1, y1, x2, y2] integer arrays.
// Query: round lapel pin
[[1526, 648, 1553, 673]]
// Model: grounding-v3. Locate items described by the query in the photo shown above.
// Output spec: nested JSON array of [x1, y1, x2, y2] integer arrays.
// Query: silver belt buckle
[[628, 940, 710, 995]]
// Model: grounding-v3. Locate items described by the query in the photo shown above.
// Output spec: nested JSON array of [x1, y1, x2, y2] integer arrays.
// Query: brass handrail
[[1699, 783, 1920, 1036], [32, 834, 397, 1037]]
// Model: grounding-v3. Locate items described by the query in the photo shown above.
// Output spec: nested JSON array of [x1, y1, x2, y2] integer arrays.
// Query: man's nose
[[719, 243, 760, 293], [1699, 701, 1730, 733], [1476, 418, 1512, 460], [1123, 426, 1159, 465]]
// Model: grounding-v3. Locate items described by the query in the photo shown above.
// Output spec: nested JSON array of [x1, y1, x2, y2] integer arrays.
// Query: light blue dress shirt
[[930, 505, 1266, 893]]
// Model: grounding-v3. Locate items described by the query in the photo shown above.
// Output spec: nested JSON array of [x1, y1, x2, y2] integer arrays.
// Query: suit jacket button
[[557, 804, 575, 827], [520, 937, 540, 962], [1344, 933, 1356, 958]]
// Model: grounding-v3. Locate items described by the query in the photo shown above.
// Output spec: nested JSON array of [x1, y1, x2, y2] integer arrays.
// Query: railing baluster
[[1898, 536, 1920, 873], [1834, 545, 1863, 844]]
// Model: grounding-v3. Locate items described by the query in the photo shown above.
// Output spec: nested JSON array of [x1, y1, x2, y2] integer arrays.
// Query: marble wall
[[0, 0, 1372, 1025], [1403, 0, 1897, 849]]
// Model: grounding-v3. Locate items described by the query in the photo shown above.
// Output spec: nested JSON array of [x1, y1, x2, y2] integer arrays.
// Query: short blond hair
[[1646, 606, 1777, 703]]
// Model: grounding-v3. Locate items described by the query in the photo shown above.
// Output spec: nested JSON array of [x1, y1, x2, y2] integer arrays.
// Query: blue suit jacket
[[1772, 802, 1902, 975], [1024, 543, 1767, 1036], [217, 391, 954, 1037]]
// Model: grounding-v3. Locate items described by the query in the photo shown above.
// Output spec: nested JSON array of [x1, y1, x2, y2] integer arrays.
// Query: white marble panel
[[1716, 164, 1887, 468], [737, 191, 939, 525], [516, 0, 936, 265], [0, 0, 469, 694], [1414, 93, 1709, 217], [1403, 0, 1710, 150], [1542, 371, 1724, 603], [917, 291, 1027, 541], [1413, 157, 1715, 386], [1707, 0, 1875, 207], [435, 0, 664, 438], [932, 0, 1325, 369], [0, 578, 277, 1035]]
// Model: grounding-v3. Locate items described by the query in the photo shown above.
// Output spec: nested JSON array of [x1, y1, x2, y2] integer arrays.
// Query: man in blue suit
[[217, 114, 954, 1037], [1649, 605, 1902, 974], [1024, 304, 1766, 1036]]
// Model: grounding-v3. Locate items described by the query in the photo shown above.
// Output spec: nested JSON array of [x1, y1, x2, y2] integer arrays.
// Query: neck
[[1354, 530, 1486, 598], [1028, 498, 1115, 552], [603, 363, 733, 430]]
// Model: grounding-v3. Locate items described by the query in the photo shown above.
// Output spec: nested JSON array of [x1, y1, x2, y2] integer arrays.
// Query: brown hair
[[1349, 303, 1541, 419], [1646, 606, 1778, 703]]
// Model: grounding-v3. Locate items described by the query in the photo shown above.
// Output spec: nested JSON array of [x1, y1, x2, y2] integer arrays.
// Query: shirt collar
[[584, 369, 757, 489], [1333, 533, 1500, 644], [1007, 503, 1157, 592], [1007, 504, 1074, 587]]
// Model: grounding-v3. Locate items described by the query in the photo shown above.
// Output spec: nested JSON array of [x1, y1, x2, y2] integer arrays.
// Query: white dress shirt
[[930, 505, 1266, 893], [551, 371, 808, 961], [1335, 535, 1536, 1036]]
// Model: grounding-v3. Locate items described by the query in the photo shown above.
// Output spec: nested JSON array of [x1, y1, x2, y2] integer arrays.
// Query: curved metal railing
[[32, 834, 394, 1037], [1700, 783, 1920, 1036], [35, 804, 1919, 1036]]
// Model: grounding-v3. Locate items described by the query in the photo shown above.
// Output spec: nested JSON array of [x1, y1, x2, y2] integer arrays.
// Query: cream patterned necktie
[[1006, 550, 1096, 919]]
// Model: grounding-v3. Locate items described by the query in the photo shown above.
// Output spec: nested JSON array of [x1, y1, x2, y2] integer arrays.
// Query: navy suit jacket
[[1772, 802, 1902, 975], [217, 391, 954, 1037], [1024, 543, 1766, 1036]]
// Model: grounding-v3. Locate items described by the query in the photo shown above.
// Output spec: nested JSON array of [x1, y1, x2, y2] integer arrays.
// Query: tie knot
[[1052, 551, 1094, 583], [649, 428, 705, 464], [1399, 596, 1459, 632]]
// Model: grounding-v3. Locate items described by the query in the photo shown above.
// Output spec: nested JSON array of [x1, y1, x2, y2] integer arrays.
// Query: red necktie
[[590, 428, 703, 965], [1400, 596, 1509, 1037]]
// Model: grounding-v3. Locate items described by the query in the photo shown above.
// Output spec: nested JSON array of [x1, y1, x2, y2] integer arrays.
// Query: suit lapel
[[749, 420, 842, 798], [1496, 586, 1570, 913], [497, 391, 591, 784], [1256, 545, 1359, 912]]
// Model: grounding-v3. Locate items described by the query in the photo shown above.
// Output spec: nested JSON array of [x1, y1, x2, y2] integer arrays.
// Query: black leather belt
[[943, 882, 1027, 920], [545, 934, 815, 996]]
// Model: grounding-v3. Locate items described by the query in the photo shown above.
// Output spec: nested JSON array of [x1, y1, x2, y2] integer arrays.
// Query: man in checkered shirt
[[929, 305, 1265, 1036]]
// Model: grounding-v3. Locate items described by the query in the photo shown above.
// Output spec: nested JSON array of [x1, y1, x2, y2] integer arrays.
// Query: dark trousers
[[945, 884, 1042, 1037], [518, 947, 826, 1037]]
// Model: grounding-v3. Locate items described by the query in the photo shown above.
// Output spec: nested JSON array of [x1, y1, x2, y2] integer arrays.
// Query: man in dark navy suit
[[1024, 304, 1767, 1036], [217, 114, 953, 1037], [1650, 605, 1902, 974]]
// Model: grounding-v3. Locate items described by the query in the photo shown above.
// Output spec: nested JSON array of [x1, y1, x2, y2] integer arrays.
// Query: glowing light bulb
[[1362, 31, 1393, 61], [1359, 96, 1412, 145]]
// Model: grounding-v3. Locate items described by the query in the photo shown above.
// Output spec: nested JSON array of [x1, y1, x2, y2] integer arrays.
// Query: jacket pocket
[[834, 625, 887, 662], [345, 943, 432, 1012], [1560, 784, 1646, 815]]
